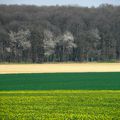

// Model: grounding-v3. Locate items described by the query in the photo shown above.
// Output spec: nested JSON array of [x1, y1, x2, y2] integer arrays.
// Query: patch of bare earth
[[0, 63, 120, 74]]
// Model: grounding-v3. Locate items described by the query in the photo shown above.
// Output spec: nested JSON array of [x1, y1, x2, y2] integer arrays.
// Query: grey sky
[[0, 0, 120, 7]]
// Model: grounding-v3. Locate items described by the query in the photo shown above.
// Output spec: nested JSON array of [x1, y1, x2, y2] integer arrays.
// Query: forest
[[0, 4, 120, 63]]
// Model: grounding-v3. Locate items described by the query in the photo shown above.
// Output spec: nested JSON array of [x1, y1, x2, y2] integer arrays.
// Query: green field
[[0, 72, 120, 119], [0, 90, 120, 120], [0, 72, 120, 90]]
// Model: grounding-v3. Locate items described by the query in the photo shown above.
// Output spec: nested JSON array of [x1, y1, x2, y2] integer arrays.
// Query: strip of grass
[[0, 72, 120, 90], [0, 90, 120, 120]]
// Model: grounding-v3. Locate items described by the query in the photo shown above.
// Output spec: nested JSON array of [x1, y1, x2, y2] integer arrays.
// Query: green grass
[[0, 72, 120, 90], [0, 90, 120, 120]]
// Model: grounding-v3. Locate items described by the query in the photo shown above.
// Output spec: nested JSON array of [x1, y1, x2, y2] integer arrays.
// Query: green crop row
[[0, 90, 120, 120], [0, 72, 120, 90]]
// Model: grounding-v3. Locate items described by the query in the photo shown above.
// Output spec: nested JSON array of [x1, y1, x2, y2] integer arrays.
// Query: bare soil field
[[0, 63, 120, 74]]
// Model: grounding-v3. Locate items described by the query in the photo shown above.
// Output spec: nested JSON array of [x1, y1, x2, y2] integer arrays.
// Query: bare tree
[[56, 31, 77, 61], [43, 30, 56, 62], [9, 29, 31, 62], [85, 28, 101, 61]]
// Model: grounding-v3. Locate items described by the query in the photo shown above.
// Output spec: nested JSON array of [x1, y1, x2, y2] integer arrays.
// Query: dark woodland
[[0, 4, 120, 63]]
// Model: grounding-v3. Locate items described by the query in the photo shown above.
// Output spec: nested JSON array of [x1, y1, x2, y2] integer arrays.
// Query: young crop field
[[0, 90, 120, 120], [0, 72, 120, 90]]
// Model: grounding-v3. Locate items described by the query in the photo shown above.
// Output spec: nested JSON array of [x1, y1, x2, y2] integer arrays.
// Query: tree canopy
[[0, 4, 120, 62]]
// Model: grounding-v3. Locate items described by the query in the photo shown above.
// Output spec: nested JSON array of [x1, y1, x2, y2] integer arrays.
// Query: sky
[[0, 0, 120, 7]]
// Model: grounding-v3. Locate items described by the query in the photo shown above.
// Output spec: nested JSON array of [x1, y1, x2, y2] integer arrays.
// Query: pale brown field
[[0, 63, 120, 74]]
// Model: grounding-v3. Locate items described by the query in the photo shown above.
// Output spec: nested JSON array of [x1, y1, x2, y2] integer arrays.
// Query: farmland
[[0, 64, 120, 119], [0, 72, 120, 90], [0, 90, 120, 120], [0, 63, 120, 74]]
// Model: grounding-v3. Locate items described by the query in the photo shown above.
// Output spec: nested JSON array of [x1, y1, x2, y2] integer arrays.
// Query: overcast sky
[[0, 0, 120, 7]]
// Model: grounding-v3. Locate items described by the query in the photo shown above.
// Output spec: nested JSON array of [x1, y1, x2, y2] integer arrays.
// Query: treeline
[[0, 4, 120, 63]]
